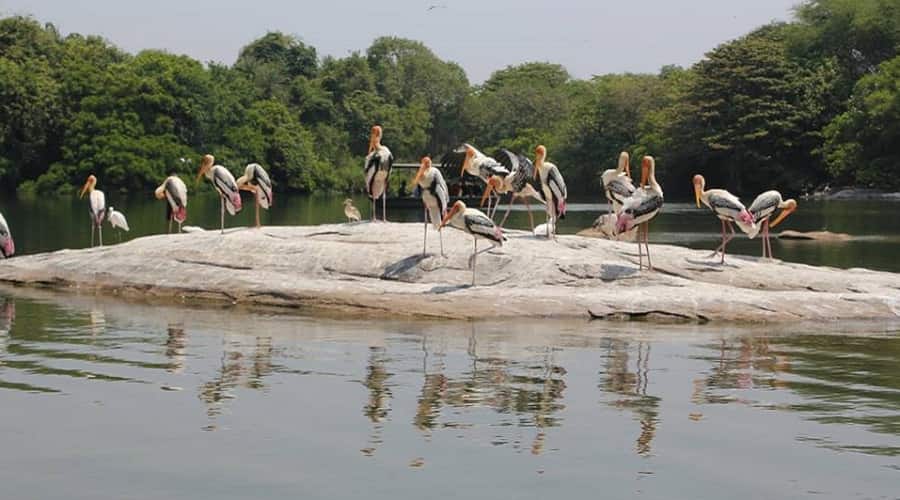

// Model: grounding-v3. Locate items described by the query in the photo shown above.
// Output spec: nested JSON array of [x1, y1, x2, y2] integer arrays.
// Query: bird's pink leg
[[721, 221, 736, 264], [382, 193, 387, 222], [220, 197, 225, 234], [645, 222, 653, 270], [525, 196, 535, 232], [422, 207, 428, 256], [766, 220, 774, 259], [371, 197, 376, 222], [471, 238, 477, 286], [761, 219, 767, 258], [168, 218, 173, 234], [637, 224, 643, 269], [90, 221, 95, 247], [499, 194, 515, 229]]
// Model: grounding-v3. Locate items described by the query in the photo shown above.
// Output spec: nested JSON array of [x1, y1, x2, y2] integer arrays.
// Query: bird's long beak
[[480, 181, 494, 208], [79, 181, 89, 199], [440, 205, 458, 228], [770, 203, 797, 228], [414, 158, 429, 186], [154, 185, 165, 200], [694, 184, 702, 208], [640, 162, 650, 188]]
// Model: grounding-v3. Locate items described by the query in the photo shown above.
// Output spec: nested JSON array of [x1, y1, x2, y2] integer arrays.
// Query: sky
[[1, 0, 799, 82]]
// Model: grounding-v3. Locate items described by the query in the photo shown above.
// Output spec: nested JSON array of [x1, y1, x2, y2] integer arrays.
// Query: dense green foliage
[[0, 0, 897, 198]]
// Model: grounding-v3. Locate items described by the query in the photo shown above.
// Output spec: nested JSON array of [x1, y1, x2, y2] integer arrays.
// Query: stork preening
[[155, 175, 188, 233], [106, 207, 129, 241], [534, 145, 567, 239], [441, 144, 510, 217], [616, 156, 664, 270], [197, 154, 242, 234], [441, 200, 504, 286], [413, 156, 449, 257], [364, 125, 394, 222], [602, 151, 636, 214], [480, 148, 545, 231], [236, 163, 273, 229], [79, 175, 106, 246], [748, 191, 798, 259], [0, 212, 15, 258], [343, 199, 362, 223], [693, 174, 756, 264]]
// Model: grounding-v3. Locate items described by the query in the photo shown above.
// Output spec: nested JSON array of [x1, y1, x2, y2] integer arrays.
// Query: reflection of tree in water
[[601, 340, 659, 456], [361, 346, 393, 456], [412, 330, 567, 455], [199, 336, 275, 425]]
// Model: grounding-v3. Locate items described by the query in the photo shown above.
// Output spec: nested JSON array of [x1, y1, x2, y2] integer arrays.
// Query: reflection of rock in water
[[361, 346, 393, 456], [165, 325, 187, 373], [199, 336, 275, 425], [602, 340, 659, 456]]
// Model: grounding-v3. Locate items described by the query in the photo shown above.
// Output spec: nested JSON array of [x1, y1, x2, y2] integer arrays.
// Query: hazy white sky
[[2, 0, 799, 82]]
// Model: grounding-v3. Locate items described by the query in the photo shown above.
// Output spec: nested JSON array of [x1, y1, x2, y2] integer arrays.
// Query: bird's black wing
[[439, 145, 467, 174], [492, 148, 520, 173]]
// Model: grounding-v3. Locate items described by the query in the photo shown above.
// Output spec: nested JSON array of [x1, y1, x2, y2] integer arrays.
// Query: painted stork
[[602, 151, 635, 214], [440, 200, 504, 286], [441, 144, 510, 217], [616, 156, 664, 270], [748, 191, 798, 259], [413, 156, 449, 257], [106, 207, 129, 241], [480, 148, 545, 230], [155, 175, 188, 233], [79, 174, 106, 246], [0, 212, 15, 258], [364, 125, 394, 222], [236, 163, 273, 229], [534, 145, 567, 239], [693, 174, 756, 264], [196, 154, 242, 234], [343, 199, 362, 223]]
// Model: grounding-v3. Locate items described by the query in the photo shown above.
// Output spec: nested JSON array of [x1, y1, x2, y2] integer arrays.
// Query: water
[[2, 192, 899, 272], [1, 287, 898, 499]]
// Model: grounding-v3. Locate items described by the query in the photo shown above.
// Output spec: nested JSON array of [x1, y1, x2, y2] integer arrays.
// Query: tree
[[823, 55, 900, 188]]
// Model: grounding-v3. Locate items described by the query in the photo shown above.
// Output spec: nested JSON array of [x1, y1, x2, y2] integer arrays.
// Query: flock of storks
[[0, 124, 798, 286]]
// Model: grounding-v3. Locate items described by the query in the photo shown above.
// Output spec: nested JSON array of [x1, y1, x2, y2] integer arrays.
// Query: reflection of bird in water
[[361, 346, 392, 456], [427, 4, 447, 10], [0, 298, 14, 353], [415, 336, 447, 433], [88, 308, 106, 336], [601, 340, 659, 456], [165, 325, 187, 374], [199, 336, 275, 425]]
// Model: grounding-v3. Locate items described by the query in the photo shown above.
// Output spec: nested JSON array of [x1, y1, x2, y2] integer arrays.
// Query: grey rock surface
[[0, 222, 897, 322]]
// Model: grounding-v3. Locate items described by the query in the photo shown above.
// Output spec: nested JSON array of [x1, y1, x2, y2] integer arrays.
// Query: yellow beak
[[79, 183, 89, 199], [480, 182, 494, 208], [770, 206, 795, 228], [694, 185, 702, 208]]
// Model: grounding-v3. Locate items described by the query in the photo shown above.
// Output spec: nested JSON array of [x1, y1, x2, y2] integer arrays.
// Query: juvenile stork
[[413, 156, 449, 257], [534, 145, 567, 239], [106, 207, 130, 241], [616, 156, 664, 270], [441, 200, 504, 286], [236, 163, 273, 229], [602, 151, 635, 214], [196, 154, 242, 234], [79, 174, 106, 246], [441, 144, 509, 216], [748, 191, 798, 259], [693, 174, 756, 264], [0, 212, 15, 258], [364, 125, 394, 222], [480, 148, 545, 230], [343, 199, 362, 223], [155, 175, 188, 233]]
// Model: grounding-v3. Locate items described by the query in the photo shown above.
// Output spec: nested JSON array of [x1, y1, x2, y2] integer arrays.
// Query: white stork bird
[[413, 156, 449, 257], [440, 200, 504, 286], [343, 199, 362, 223], [534, 145, 567, 239], [0, 212, 15, 258], [364, 125, 394, 222], [441, 144, 510, 217], [748, 191, 798, 259], [79, 174, 106, 246], [196, 154, 242, 234], [236, 163, 273, 229], [693, 174, 756, 264], [155, 175, 188, 233], [616, 156, 664, 270], [479, 148, 545, 230], [106, 206, 129, 241], [602, 151, 636, 214]]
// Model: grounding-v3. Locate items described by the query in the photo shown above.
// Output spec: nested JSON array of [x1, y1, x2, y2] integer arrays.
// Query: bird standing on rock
[[155, 175, 188, 233], [748, 190, 797, 259], [534, 145, 567, 239], [364, 125, 394, 222], [235, 163, 273, 229], [693, 174, 756, 264], [79, 174, 106, 247], [441, 200, 504, 286], [196, 154, 242, 234], [343, 199, 361, 223], [602, 151, 635, 215], [0, 212, 15, 258], [106, 207, 129, 241], [480, 148, 545, 231], [413, 156, 449, 257], [616, 156, 664, 270]]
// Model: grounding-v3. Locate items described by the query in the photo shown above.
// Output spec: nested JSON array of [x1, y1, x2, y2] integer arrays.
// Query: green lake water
[[0, 192, 898, 498]]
